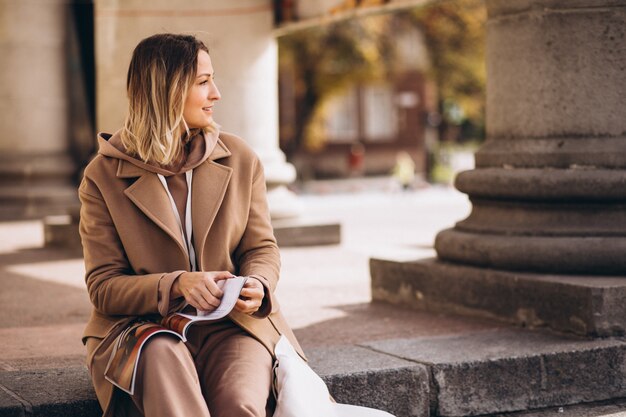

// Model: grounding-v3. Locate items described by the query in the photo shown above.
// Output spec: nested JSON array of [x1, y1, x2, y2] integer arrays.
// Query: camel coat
[[79, 130, 304, 416]]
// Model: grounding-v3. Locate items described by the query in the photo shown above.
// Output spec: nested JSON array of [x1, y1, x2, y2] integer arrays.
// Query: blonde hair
[[121, 33, 216, 165]]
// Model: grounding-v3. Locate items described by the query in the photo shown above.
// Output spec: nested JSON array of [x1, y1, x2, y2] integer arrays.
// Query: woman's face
[[183, 50, 221, 129]]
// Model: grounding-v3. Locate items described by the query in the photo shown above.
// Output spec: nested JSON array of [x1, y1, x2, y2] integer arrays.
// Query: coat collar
[[191, 160, 233, 265], [116, 138, 232, 179], [120, 138, 233, 267]]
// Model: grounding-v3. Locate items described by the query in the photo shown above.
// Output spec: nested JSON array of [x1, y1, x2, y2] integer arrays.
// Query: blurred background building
[[0, 0, 485, 221], [276, 0, 485, 181], [278, 21, 435, 179]]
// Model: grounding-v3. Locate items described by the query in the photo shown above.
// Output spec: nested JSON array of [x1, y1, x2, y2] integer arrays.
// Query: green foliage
[[278, 0, 487, 152], [280, 14, 393, 95], [405, 0, 486, 126], [279, 14, 395, 151]]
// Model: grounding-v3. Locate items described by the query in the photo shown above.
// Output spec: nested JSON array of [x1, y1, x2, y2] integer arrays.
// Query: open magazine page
[[104, 321, 181, 395], [104, 276, 248, 395], [178, 276, 247, 321]]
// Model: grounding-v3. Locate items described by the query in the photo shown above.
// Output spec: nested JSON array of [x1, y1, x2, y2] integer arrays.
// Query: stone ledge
[[272, 217, 341, 247], [308, 345, 430, 417], [39, 215, 342, 250], [0, 345, 423, 417], [0, 367, 100, 417], [494, 397, 626, 417], [370, 257, 626, 337], [364, 329, 626, 417], [4, 330, 626, 417], [44, 214, 82, 249]]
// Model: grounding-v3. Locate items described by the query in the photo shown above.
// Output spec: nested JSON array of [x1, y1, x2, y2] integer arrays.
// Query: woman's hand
[[172, 271, 234, 312], [235, 277, 265, 315]]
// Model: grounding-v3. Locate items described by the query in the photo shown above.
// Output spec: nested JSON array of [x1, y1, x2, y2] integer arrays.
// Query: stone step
[[1, 328, 625, 417], [370, 257, 626, 337], [0, 185, 78, 202], [0, 153, 76, 184], [0, 367, 98, 417], [363, 329, 626, 416], [39, 214, 343, 249], [272, 216, 342, 247], [0, 346, 424, 417], [308, 344, 429, 416], [0, 185, 80, 220], [494, 398, 626, 417]]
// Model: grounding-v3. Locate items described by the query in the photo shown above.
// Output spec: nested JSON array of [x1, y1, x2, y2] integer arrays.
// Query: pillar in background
[[371, 0, 626, 337], [0, 0, 77, 219], [95, 0, 299, 219], [438, 0, 626, 275]]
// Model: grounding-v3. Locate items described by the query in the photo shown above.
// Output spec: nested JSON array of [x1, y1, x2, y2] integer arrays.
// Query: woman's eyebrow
[[196, 72, 214, 78]]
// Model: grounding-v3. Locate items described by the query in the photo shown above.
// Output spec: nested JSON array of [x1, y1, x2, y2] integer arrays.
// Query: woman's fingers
[[188, 293, 211, 311], [213, 271, 236, 281], [239, 279, 264, 300], [235, 297, 261, 314], [204, 276, 225, 299], [180, 271, 252, 312], [198, 287, 222, 309], [185, 286, 220, 311], [180, 271, 233, 311], [235, 278, 264, 314], [239, 287, 263, 300]]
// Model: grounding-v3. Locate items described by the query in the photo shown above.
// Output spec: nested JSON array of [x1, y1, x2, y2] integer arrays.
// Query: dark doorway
[[69, 0, 96, 175]]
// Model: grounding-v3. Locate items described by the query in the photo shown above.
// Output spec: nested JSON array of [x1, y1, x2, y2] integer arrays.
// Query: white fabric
[[157, 170, 196, 272], [273, 336, 396, 417]]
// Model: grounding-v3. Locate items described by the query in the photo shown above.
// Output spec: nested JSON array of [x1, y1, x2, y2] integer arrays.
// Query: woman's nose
[[210, 83, 221, 101]]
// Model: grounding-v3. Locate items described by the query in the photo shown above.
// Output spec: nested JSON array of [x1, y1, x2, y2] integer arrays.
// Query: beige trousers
[[113, 319, 274, 417]]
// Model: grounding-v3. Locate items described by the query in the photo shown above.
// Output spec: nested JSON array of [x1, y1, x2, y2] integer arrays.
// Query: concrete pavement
[[3, 178, 626, 416], [0, 179, 492, 370]]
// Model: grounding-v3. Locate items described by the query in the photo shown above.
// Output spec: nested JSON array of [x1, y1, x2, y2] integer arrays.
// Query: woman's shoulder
[[82, 153, 118, 181], [83, 131, 125, 178], [218, 131, 260, 162]]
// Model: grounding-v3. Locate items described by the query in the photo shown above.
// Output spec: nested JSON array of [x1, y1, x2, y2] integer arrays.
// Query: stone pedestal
[[95, 0, 300, 219], [273, 217, 341, 247], [371, 0, 626, 337], [0, 0, 78, 219], [44, 209, 82, 249]]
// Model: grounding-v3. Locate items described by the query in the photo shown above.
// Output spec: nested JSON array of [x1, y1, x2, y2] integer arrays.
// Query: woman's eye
[[200, 80, 208, 85]]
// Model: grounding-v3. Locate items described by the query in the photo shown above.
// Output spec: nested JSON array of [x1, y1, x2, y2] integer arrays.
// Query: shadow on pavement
[[0, 269, 91, 329], [0, 246, 83, 267], [293, 301, 506, 350]]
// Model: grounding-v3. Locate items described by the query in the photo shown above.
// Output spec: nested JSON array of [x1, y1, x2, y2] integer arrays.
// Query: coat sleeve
[[79, 177, 185, 317], [233, 157, 281, 318]]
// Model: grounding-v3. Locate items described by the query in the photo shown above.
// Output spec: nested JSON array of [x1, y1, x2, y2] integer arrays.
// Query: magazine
[[104, 276, 247, 395]]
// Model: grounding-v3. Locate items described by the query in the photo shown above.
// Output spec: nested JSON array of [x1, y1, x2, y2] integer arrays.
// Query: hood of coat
[[96, 127, 220, 176]]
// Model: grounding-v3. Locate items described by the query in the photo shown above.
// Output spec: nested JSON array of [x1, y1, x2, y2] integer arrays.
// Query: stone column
[[0, 0, 77, 219], [371, 0, 626, 337], [95, 0, 299, 219], [437, 0, 626, 275]]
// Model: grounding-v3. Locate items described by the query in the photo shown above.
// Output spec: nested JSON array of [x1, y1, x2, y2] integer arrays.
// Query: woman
[[79, 33, 304, 417]]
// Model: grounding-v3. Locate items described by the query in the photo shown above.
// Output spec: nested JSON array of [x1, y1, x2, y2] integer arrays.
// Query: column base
[[266, 185, 302, 220], [44, 209, 81, 249], [272, 217, 341, 247], [370, 257, 626, 337], [435, 228, 626, 275], [0, 153, 79, 221]]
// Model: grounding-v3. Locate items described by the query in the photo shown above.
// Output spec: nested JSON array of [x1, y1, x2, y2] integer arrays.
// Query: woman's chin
[[187, 119, 212, 129]]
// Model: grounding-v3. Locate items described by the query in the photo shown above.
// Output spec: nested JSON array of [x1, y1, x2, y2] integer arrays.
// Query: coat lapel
[[191, 159, 233, 267], [121, 162, 189, 263]]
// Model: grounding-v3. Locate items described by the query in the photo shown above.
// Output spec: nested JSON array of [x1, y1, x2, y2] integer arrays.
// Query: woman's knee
[[210, 393, 269, 417], [139, 336, 192, 369]]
